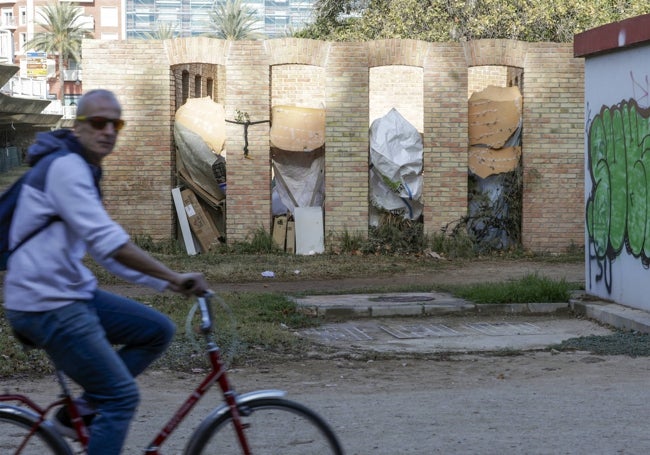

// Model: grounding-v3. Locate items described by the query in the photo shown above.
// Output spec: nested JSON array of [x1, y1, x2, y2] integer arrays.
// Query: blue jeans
[[5, 289, 176, 455]]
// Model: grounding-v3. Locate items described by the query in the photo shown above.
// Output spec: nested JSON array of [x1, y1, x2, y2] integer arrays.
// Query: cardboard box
[[272, 216, 287, 250], [285, 220, 295, 254], [181, 188, 220, 252]]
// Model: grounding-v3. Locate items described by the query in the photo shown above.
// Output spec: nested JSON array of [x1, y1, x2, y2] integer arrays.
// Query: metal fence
[[0, 147, 23, 173]]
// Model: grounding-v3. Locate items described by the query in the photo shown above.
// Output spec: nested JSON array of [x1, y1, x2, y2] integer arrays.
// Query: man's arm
[[111, 241, 209, 296]]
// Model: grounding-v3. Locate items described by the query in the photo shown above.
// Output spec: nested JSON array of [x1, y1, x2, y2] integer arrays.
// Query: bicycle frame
[[0, 366, 90, 451], [145, 343, 253, 454], [0, 294, 288, 455]]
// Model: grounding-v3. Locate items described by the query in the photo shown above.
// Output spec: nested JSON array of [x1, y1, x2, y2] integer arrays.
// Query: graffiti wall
[[576, 14, 650, 310]]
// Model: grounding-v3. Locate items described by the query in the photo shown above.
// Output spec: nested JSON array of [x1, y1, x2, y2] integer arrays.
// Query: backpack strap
[[10, 215, 62, 255]]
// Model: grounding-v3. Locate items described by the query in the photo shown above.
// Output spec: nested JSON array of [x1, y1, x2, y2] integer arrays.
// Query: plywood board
[[171, 187, 197, 256], [295, 207, 324, 255]]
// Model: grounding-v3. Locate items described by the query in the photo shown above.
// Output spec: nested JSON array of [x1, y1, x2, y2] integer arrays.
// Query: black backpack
[[0, 151, 71, 270]]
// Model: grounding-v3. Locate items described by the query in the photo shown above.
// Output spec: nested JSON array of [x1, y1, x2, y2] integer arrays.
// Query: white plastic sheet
[[369, 108, 424, 221], [272, 148, 325, 215]]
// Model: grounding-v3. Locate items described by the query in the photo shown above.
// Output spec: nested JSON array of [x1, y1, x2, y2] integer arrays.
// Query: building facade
[[126, 0, 316, 39], [0, 0, 315, 106], [0, 0, 124, 107]]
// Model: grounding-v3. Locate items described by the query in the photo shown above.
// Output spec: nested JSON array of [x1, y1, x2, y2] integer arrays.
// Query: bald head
[[76, 89, 122, 118]]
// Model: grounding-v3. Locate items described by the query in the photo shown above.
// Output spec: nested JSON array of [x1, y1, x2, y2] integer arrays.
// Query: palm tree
[[23, 2, 92, 102], [143, 21, 180, 40], [206, 0, 265, 40]]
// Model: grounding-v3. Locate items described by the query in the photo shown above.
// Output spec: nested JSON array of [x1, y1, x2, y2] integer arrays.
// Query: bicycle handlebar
[[197, 291, 215, 334]]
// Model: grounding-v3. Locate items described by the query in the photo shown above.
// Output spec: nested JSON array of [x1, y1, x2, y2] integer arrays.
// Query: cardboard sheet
[[468, 86, 522, 148], [469, 146, 522, 178], [270, 105, 325, 152]]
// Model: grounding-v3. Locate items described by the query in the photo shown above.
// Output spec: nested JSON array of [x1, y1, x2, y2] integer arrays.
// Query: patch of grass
[[0, 316, 52, 377], [145, 291, 325, 371], [219, 227, 282, 254], [0, 291, 325, 378], [426, 230, 476, 259], [444, 273, 576, 304]]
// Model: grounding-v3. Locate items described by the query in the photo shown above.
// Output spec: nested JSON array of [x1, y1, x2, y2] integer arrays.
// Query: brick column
[[422, 42, 469, 234], [324, 42, 370, 242], [82, 39, 175, 240], [224, 41, 272, 242], [521, 43, 584, 251]]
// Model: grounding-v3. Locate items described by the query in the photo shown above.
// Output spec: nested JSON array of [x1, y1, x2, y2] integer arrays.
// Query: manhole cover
[[379, 323, 460, 339], [301, 325, 373, 342], [464, 322, 542, 335], [370, 295, 436, 303]]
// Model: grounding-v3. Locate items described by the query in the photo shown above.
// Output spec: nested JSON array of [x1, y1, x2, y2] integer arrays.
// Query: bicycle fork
[[221, 388, 252, 455]]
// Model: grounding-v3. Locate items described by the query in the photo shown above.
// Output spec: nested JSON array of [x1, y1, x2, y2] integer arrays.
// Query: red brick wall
[[82, 37, 584, 253]]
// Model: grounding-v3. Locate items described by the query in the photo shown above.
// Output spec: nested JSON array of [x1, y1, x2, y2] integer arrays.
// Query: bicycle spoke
[[187, 398, 342, 455], [0, 412, 70, 454]]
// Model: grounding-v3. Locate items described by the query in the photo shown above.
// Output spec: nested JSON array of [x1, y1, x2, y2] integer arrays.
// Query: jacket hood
[[27, 129, 84, 166]]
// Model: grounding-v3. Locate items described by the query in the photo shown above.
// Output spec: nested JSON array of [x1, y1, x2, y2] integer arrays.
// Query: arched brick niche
[[463, 39, 584, 252]]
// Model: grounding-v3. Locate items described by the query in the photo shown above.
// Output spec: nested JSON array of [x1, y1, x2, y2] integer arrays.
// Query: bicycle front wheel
[[185, 397, 343, 455], [0, 407, 73, 455]]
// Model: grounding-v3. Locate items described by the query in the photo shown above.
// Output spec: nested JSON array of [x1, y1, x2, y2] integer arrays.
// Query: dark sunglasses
[[76, 115, 125, 132]]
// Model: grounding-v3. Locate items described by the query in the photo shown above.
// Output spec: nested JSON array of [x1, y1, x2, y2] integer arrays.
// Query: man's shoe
[[51, 405, 95, 440]]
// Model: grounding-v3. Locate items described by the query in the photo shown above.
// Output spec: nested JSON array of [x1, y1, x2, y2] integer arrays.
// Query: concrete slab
[[292, 291, 637, 354], [298, 315, 613, 354], [292, 292, 475, 318]]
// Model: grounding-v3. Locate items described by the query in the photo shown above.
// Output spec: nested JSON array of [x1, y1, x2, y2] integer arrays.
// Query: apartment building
[[0, 0, 315, 104], [0, 0, 123, 107], [126, 0, 315, 39]]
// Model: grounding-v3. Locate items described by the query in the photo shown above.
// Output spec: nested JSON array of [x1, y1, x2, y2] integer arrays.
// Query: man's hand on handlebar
[[168, 272, 210, 297]]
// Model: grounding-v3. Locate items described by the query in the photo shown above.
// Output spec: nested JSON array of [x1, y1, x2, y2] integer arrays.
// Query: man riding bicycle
[[3, 89, 209, 455]]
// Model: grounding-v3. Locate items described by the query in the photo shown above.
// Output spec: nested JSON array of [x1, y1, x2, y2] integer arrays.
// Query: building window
[[182, 70, 189, 105], [101, 7, 118, 27], [194, 75, 201, 98], [206, 78, 213, 99], [1, 9, 14, 28], [19, 7, 26, 26], [100, 33, 119, 40]]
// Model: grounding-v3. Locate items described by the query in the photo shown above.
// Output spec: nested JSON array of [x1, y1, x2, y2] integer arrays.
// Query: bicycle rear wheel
[[185, 397, 343, 454], [0, 407, 73, 455]]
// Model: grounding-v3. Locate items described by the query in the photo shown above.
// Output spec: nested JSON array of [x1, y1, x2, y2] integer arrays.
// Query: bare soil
[[108, 258, 586, 296], [18, 259, 648, 455]]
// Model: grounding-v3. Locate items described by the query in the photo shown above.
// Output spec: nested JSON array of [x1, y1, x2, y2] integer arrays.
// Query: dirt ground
[[14, 259, 650, 454], [109, 258, 587, 296]]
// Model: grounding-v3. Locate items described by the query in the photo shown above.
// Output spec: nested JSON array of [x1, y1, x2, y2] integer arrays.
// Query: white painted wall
[[584, 44, 650, 310]]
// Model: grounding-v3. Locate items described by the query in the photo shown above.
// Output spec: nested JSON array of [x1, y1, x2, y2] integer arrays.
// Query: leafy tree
[[297, 0, 650, 43], [23, 2, 92, 102], [206, 0, 265, 40], [143, 21, 180, 40]]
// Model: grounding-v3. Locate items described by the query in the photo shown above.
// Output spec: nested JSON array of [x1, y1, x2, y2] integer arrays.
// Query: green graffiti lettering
[[587, 100, 650, 268]]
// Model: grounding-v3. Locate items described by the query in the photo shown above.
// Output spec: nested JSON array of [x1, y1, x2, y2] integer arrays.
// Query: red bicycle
[[0, 292, 344, 454]]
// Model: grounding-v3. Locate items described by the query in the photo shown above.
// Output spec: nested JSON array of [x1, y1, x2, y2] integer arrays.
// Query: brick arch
[[367, 39, 430, 68], [264, 38, 331, 66], [163, 37, 230, 65], [462, 39, 528, 68]]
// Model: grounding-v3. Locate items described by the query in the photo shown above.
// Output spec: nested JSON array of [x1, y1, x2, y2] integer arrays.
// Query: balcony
[[63, 69, 81, 82], [2, 76, 48, 99], [0, 17, 16, 30]]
